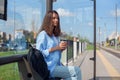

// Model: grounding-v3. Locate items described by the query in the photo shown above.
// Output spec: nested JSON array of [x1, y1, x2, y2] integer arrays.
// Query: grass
[[0, 50, 28, 80], [86, 44, 99, 50], [0, 63, 20, 80], [0, 50, 28, 57], [86, 44, 94, 50]]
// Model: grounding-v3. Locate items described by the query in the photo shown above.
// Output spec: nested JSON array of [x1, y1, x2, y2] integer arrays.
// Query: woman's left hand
[[59, 41, 68, 50]]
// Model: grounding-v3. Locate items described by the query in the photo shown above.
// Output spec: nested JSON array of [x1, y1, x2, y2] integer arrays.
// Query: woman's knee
[[75, 66, 80, 71], [74, 66, 81, 75]]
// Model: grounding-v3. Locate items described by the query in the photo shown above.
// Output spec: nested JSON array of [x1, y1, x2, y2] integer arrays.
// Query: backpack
[[27, 44, 50, 80]]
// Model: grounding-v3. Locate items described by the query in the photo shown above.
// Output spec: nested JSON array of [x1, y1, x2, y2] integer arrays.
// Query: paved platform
[[67, 47, 120, 80]]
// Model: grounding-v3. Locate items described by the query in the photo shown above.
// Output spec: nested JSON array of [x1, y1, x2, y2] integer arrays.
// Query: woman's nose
[[54, 17, 58, 21]]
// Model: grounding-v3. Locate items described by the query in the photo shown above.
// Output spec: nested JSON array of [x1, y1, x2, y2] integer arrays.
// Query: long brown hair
[[38, 10, 61, 37]]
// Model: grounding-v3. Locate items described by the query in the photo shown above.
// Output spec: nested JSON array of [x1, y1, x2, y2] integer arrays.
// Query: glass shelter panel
[[0, 0, 46, 80]]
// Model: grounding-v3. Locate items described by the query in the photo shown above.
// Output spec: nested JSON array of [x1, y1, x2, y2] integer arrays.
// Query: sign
[[0, 0, 7, 20]]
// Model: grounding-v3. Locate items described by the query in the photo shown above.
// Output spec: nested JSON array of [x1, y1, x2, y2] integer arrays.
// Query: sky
[[0, 0, 120, 43]]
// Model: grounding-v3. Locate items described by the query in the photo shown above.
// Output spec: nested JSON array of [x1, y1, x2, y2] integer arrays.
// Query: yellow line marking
[[97, 50, 120, 77]]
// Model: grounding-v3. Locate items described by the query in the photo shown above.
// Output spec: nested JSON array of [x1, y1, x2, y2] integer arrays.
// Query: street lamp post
[[102, 22, 107, 47], [115, 4, 118, 49], [99, 27, 101, 48], [14, 0, 16, 41]]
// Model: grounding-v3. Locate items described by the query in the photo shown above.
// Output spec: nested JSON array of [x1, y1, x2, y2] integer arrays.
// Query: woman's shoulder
[[37, 30, 47, 40], [38, 30, 47, 36]]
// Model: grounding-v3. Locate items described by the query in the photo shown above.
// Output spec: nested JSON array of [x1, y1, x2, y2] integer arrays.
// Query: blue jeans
[[52, 66, 82, 80]]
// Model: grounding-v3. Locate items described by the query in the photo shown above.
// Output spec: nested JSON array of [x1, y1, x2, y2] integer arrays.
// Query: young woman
[[36, 10, 81, 80]]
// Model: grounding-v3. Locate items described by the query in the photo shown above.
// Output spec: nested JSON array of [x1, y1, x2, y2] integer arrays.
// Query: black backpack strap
[[28, 43, 33, 48]]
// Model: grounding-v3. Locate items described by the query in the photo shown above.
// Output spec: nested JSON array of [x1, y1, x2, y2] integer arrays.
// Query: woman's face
[[52, 12, 59, 27]]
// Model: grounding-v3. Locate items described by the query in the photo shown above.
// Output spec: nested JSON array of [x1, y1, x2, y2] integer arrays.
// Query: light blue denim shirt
[[36, 30, 62, 77]]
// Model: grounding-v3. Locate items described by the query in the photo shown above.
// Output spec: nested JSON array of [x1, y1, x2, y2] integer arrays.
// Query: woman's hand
[[59, 41, 68, 51], [49, 41, 68, 53]]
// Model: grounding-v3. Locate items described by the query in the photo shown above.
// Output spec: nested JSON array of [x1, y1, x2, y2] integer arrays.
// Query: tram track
[[100, 47, 120, 59]]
